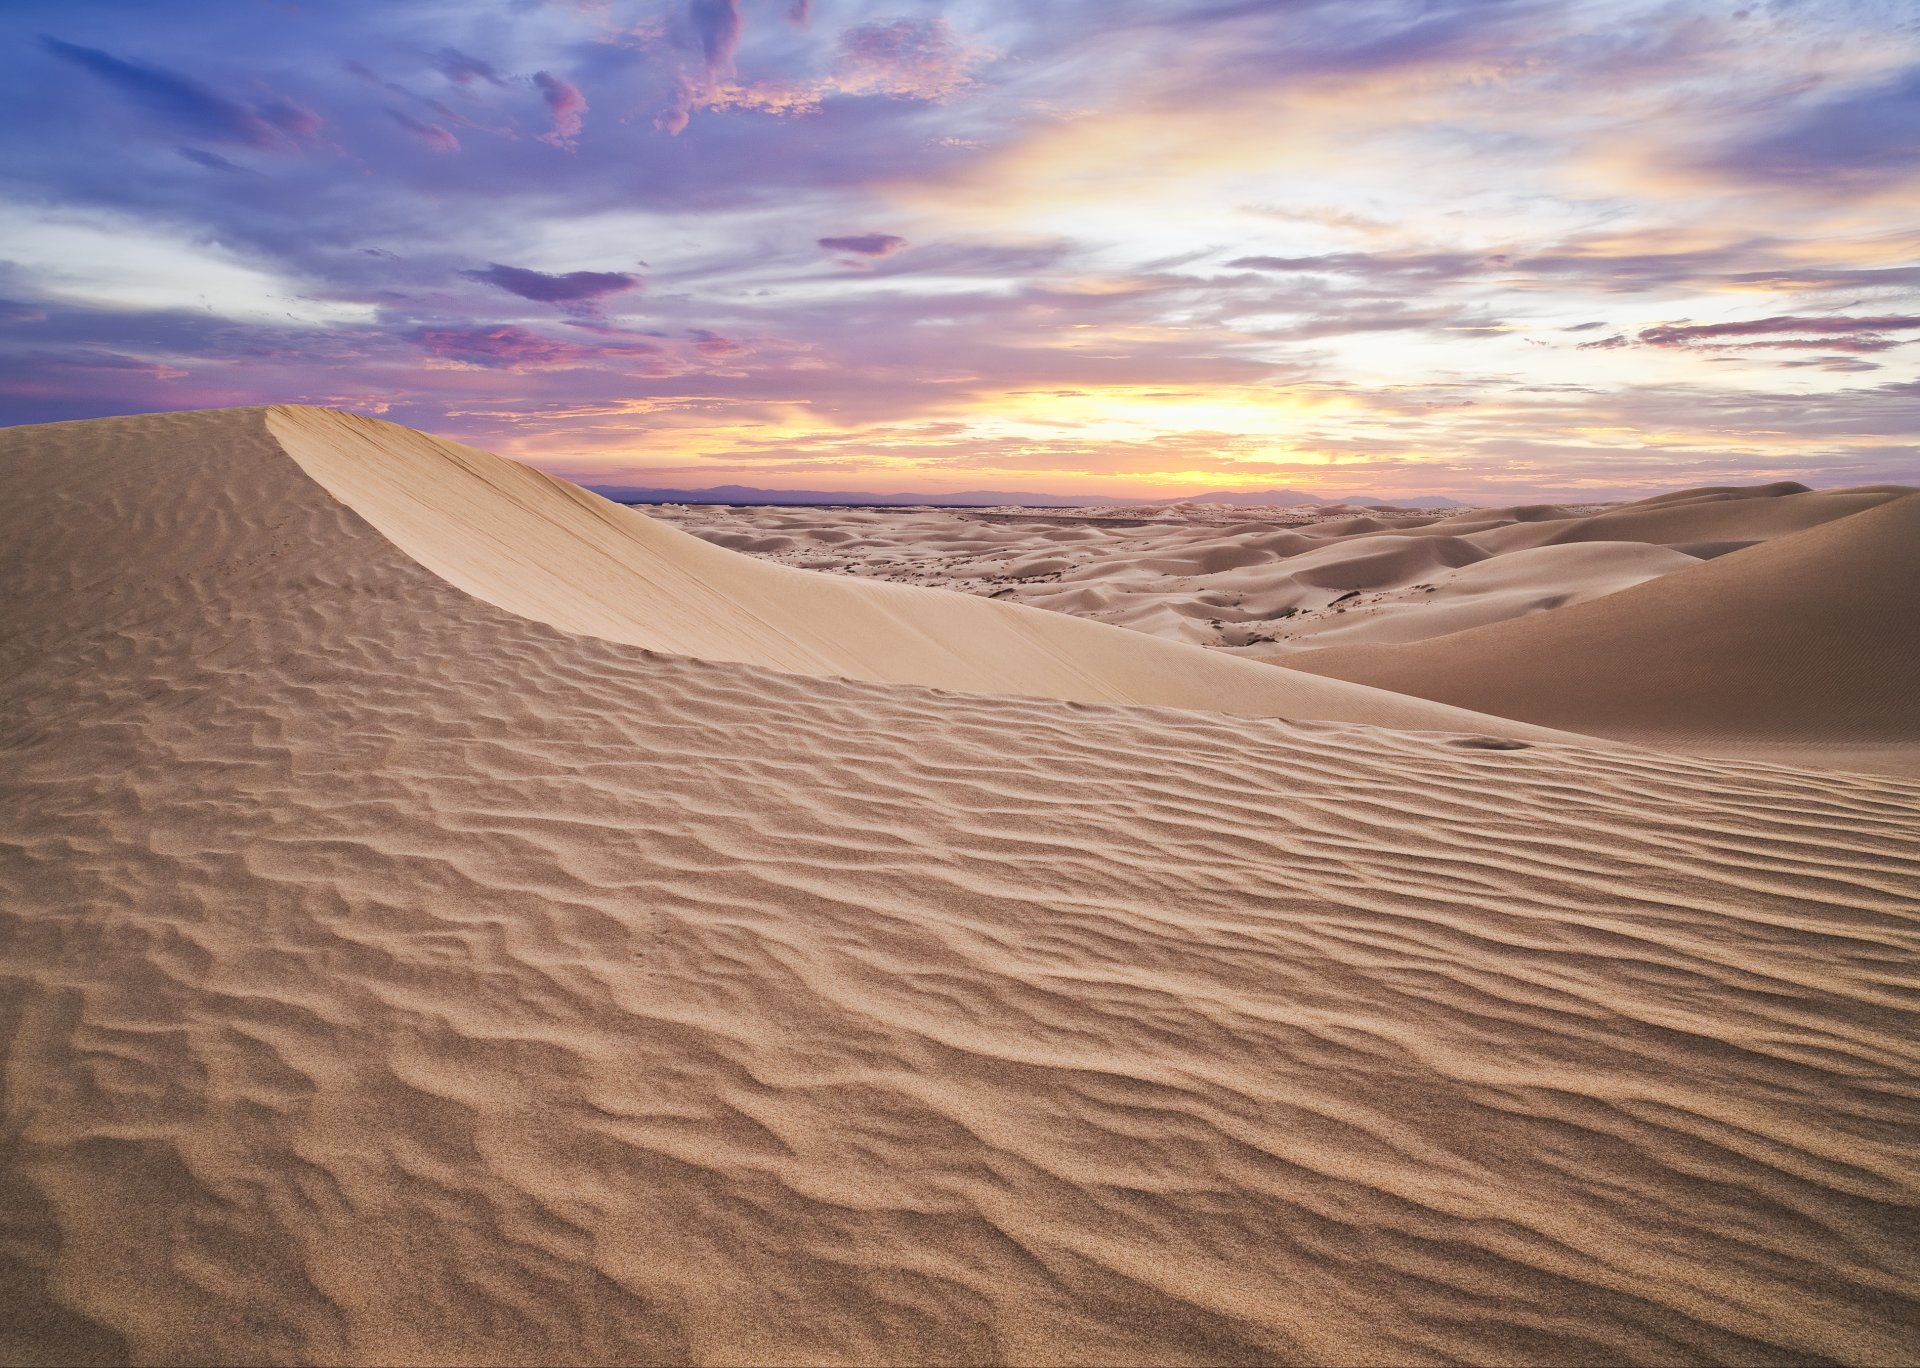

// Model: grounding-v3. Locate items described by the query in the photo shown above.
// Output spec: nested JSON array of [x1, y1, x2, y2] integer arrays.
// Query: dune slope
[[2, 408, 1919, 1365], [1289, 490, 1920, 770], [264, 406, 1557, 740]]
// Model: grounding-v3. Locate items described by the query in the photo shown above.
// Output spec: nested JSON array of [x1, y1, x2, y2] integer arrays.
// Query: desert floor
[[2, 407, 1916, 1366]]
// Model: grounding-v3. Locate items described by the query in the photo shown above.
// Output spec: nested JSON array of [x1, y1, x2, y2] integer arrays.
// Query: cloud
[[533, 71, 587, 149], [1778, 357, 1882, 373], [435, 47, 506, 88], [818, 234, 908, 257], [832, 18, 990, 101], [413, 324, 660, 370], [388, 108, 460, 153], [1228, 251, 1485, 283], [39, 37, 316, 151], [1710, 66, 1920, 189], [1625, 315, 1920, 356], [1636, 314, 1920, 346], [178, 146, 247, 173], [788, 1, 812, 25], [463, 263, 642, 309], [259, 97, 323, 139], [690, 0, 744, 80], [690, 329, 746, 356]]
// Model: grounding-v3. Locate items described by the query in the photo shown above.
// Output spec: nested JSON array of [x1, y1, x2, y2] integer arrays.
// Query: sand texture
[[4, 408, 1920, 1366]]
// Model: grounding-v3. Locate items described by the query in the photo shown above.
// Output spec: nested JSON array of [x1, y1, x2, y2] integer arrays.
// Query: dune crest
[[264, 406, 1562, 741], [3, 408, 1918, 1365]]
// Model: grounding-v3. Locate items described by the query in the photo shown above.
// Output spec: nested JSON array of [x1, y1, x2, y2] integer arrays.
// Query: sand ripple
[[2, 410, 1918, 1365]]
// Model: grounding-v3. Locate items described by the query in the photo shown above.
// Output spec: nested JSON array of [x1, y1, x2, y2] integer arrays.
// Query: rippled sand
[[3, 408, 1917, 1365]]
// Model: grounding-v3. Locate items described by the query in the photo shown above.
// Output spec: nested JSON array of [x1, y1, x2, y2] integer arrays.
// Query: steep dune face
[[262, 406, 1561, 740], [4, 408, 1920, 1365], [1289, 490, 1920, 769]]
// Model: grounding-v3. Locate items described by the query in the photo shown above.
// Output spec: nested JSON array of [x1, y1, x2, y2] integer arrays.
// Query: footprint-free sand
[[3, 408, 1916, 1365]]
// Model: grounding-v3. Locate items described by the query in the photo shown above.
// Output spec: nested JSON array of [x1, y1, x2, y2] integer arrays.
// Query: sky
[[1, 0, 1917, 500]]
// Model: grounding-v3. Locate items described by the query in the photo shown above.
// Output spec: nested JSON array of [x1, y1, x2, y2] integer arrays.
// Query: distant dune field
[[2, 408, 1917, 1366], [655, 480, 1918, 775]]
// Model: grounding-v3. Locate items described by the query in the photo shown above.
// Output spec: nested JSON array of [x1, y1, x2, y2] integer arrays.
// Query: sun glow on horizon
[[0, 0, 1914, 498]]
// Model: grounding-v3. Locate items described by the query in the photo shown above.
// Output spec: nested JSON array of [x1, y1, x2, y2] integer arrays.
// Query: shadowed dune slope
[[264, 405, 1557, 739], [1290, 491, 1920, 767], [3, 408, 1920, 1365]]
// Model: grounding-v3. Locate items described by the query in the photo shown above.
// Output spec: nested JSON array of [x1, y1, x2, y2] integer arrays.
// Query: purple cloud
[[435, 47, 505, 88], [388, 108, 459, 153], [414, 325, 660, 370], [178, 146, 247, 173], [819, 234, 909, 257], [533, 71, 586, 150], [40, 37, 315, 151], [464, 263, 642, 308], [691, 0, 744, 80]]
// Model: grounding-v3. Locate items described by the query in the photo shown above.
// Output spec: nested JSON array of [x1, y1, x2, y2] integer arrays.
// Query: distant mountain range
[[587, 482, 1467, 510]]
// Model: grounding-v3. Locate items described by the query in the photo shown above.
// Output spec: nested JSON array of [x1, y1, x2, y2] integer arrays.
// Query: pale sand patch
[[2, 408, 1917, 1365]]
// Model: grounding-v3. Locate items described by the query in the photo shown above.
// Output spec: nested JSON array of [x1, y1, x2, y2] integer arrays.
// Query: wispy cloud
[[388, 107, 459, 153], [533, 71, 587, 150], [40, 37, 319, 151], [818, 234, 908, 257]]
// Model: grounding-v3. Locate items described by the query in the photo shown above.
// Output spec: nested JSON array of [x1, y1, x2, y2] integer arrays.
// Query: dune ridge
[[263, 406, 1560, 742], [3, 407, 1918, 1365]]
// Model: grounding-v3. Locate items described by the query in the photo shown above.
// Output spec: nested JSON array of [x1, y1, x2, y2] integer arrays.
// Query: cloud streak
[[818, 234, 908, 257], [40, 37, 317, 151], [464, 263, 642, 309]]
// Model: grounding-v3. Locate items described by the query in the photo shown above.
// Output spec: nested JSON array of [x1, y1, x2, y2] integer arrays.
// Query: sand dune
[[4, 407, 1920, 1366], [654, 481, 1917, 774], [264, 406, 1559, 741], [654, 480, 1908, 662], [1290, 490, 1920, 772]]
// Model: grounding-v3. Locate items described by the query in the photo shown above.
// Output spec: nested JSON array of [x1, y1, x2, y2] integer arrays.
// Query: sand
[[3, 407, 1919, 1366], [653, 482, 1919, 775], [650, 482, 1906, 660], [1289, 490, 1920, 774], [265, 407, 1563, 742]]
